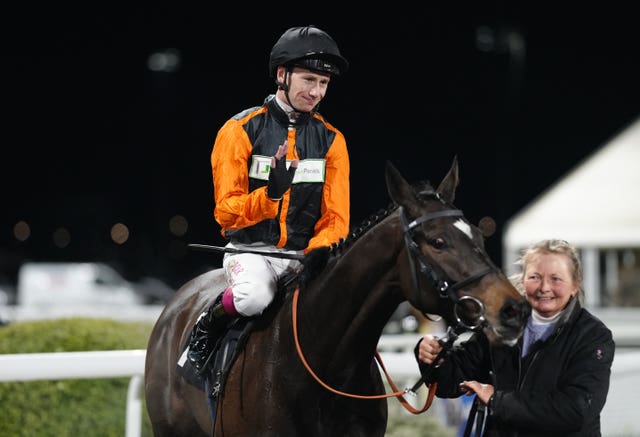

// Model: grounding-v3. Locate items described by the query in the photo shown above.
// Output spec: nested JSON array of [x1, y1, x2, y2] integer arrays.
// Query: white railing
[[0, 350, 147, 437], [0, 345, 422, 437], [2, 342, 639, 437]]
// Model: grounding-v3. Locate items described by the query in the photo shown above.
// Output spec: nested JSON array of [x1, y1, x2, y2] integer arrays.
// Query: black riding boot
[[187, 296, 230, 374]]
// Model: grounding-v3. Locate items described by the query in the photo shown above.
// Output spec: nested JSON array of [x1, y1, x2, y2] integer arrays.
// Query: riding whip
[[188, 243, 305, 260]]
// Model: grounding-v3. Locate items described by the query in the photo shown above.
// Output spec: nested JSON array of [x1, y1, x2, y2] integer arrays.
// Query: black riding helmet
[[269, 25, 349, 78], [269, 25, 348, 114]]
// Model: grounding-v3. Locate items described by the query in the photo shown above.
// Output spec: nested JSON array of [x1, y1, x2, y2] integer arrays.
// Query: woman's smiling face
[[522, 253, 579, 317]]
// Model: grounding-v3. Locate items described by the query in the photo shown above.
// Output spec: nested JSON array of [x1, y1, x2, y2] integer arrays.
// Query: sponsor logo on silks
[[249, 156, 272, 176], [249, 155, 326, 183]]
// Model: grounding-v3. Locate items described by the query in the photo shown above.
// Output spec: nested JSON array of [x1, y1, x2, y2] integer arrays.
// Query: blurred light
[[147, 48, 181, 73], [401, 314, 419, 332], [111, 222, 130, 244], [169, 214, 188, 237], [506, 31, 526, 58], [13, 220, 31, 242], [476, 25, 526, 60], [478, 216, 497, 237], [52, 227, 71, 248], [475, 25, 496, 52]]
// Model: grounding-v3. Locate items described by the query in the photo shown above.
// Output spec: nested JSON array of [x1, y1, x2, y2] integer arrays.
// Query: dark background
[[2, 4, 638, 291]]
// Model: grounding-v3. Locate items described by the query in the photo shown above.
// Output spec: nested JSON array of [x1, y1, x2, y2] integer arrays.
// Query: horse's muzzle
[[498, 297, 531, 341]]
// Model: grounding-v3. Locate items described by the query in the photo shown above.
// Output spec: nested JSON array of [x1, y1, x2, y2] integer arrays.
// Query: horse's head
[[386, 157, 530, 346]]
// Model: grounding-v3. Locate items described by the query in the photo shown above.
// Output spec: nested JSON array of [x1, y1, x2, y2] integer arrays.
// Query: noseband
[[399, 206, 496, 331]]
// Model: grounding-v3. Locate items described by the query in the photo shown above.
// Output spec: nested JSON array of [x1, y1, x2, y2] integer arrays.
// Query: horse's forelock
[[414, 180, 436, 200]]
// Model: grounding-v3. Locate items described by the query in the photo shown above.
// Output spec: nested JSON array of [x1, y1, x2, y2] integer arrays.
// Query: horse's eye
[[429, 237, 447, 250]]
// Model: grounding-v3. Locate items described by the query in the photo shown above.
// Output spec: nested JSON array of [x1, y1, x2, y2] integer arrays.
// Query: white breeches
[[223, 242, 302, 317]]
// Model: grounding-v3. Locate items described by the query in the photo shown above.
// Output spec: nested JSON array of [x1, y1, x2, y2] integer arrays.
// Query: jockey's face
[[276, 66, 331, 113]]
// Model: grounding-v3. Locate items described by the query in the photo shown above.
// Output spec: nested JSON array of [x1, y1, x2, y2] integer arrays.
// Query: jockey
[[187, 25, 351, 373]]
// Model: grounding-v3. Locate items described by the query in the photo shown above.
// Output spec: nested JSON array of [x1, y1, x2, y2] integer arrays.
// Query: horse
[[144, 157, 531, 436]]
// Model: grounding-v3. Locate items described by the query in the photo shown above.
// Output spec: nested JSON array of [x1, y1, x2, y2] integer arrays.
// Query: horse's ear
[[385, 161, 415, 206], [436, 155, 460, 203]]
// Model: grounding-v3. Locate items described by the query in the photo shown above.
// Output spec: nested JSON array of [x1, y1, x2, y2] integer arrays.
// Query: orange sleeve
[[211, 116, 279, 236], [305, 124, 350, 253]]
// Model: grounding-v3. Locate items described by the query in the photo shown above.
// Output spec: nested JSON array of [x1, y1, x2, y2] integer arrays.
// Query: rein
[[288, 204, 498, 413], [292, 288, 436, 414]]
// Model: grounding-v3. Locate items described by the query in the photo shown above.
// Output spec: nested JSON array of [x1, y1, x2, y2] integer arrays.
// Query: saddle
[[174, 247, 330, 420]]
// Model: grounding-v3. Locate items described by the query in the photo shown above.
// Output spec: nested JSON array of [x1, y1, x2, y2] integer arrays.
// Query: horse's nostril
[[500, 299, 531, 326], [501, 302, 517, 319], [502, 306, 517, 319]]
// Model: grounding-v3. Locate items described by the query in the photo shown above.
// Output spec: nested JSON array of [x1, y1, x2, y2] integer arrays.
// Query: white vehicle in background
[[17, 262, 145, 307], [6, 262, 172, 322]]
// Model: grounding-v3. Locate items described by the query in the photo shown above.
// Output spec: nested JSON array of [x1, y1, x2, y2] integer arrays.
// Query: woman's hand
[[417, 334, 444, 365], [459, 380, 494, 404]]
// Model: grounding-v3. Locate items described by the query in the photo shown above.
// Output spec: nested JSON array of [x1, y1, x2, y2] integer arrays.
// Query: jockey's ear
[[299, 246, 331, 286]]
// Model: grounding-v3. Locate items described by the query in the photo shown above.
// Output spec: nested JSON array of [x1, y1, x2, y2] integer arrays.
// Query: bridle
[[398, 203, 502, 395], [399, 205, 497, 332]]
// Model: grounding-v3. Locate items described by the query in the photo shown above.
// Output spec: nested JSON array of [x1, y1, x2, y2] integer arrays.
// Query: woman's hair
[[509, 239, 584, 303]]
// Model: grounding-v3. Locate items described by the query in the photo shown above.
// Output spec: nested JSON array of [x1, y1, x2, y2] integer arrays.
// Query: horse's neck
[[298, 215, 405, 368]]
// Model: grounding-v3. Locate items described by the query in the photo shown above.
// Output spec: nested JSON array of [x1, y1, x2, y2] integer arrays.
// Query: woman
[[415, 239, 615, 436]]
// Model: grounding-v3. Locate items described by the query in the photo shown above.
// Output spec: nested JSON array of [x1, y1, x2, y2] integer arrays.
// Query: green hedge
[[0, 318, 154, 437], [0, 318, 456, 436]]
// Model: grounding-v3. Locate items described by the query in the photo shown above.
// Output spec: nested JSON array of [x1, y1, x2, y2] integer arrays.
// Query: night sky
[[2, 4, 638, 289]]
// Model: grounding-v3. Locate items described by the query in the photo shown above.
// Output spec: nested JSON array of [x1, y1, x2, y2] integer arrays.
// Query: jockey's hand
[[417, 334, 445, 366], [267, 141, 298, 200], [459, 380, 494, 405]]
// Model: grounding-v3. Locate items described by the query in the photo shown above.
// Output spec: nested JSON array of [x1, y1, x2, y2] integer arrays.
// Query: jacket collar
[[264, 94, 311, 127], [547, 296, 581, 341]]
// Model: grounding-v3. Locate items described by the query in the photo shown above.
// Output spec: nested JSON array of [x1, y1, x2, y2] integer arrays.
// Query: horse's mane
[[331, 205, 395, 256]]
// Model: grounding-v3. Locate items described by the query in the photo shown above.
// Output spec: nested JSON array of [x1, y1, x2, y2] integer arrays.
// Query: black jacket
[[416, 298, 615, 436]]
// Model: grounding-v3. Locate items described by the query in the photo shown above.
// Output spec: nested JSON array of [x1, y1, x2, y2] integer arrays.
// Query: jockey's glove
[[267, 155, 297, 200]]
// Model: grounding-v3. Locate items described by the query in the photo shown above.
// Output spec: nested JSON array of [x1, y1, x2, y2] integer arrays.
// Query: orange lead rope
[[292, 287, 436, 413]]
